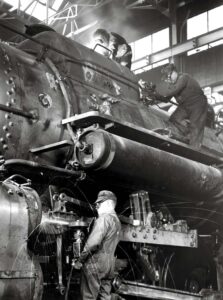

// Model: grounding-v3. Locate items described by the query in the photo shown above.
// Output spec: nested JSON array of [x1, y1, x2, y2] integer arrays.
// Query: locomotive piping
[[3, 159, 84, 178]]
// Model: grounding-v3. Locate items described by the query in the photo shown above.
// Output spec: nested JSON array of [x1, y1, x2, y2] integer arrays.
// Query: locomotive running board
[[117, 280, 213, 300], [62, 111, 223, 166]]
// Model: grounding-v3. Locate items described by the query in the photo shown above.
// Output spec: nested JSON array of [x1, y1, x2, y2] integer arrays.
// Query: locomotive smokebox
[[75, 130, 223, 203]]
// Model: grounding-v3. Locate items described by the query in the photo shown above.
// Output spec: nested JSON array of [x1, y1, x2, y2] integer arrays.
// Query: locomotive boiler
[[1, 26, 223, 299]]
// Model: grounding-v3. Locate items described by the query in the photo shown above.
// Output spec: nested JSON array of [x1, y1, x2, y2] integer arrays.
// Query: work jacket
[[80, 211, 121, 278], [164, 73, 206, 105]]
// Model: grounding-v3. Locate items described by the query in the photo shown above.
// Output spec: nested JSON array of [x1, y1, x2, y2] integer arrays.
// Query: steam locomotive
[[1, 28, 223, 300]]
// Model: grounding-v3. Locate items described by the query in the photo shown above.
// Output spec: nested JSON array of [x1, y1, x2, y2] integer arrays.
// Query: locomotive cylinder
[[75, 130, 223, 203]]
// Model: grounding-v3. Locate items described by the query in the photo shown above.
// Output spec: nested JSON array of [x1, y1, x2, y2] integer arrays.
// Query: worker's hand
[[72, 259, 83, 270]]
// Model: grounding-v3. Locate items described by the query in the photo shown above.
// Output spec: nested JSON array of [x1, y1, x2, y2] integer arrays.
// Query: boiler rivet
[[7, 189, 13, 195], [6, 133, 11, 139], [8, 122, 13, 127], [6, 102, 11, 107], [3, 144, 8, 150], [3, 126, 8, 131], [4, 67, 12, 74], [0, 138, 5, 143], [6, 90, 13, 96], [11, 98, 16, 104], [5, 114, 10, 119]]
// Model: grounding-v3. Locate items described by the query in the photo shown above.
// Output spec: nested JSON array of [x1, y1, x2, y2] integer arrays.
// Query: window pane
[[152, 28, 169, 53], [131, 58, 149, 71], [187, 45, 208, 56], [187, 12, 208, 39], [208, 5, 223, 31], [52, 0, 64, 10], [134, 35, 151, 60], [25, 2, 55, 21], [209, 39, 223, 48]]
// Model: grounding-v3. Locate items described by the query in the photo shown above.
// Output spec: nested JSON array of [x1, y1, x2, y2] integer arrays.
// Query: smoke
[[75, 1, 142, 46]]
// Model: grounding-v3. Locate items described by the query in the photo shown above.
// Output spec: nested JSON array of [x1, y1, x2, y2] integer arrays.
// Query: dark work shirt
[[163, 73, 205, 105], [109, 32, 132, 69], [79, 212, 121, 264]]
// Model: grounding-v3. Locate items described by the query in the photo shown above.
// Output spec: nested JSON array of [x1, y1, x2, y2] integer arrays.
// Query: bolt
[[132, 232, 137, 238], [7, 189, 13, 195], [146, 228, 150, 233], [190, 242, 194, 247], [6, 78, 13, 85], [5, 271, 11, 276], [143, 234, 147, 239], [153, 229, 157, 234], [6, 90, 13, 96], [153, 235, 157, 240], [4, 67, 12, 74]]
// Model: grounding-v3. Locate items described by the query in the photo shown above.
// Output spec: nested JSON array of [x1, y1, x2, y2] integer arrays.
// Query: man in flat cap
[[93, 29, 132, 69], [74, 190, 121, 300], [159, 63, 208, 149]]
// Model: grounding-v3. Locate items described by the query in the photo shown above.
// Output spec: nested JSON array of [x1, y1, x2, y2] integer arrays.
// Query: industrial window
[[133, 35, 152, 61], [187, 12, 208, 39], [208, 5, 223, 31], [131, 28, 170, 74], [187, 5, 223, 55], [3, 0, 59, 21], [152, 28, 169, 53]]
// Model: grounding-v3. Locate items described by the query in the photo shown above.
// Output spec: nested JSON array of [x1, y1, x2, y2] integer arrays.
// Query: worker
[[93, 28, 111, 57], [93, 29, 132, 69], [73, 190, 121, 300], [109, 32, 132, 69], [159, 63, 208, 149]]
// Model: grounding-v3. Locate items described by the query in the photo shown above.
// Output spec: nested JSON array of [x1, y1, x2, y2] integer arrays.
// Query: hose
[[65, 265, 74, 300]]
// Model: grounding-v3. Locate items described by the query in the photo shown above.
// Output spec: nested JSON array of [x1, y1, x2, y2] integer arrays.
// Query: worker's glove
[[72, 259, 83, 270]]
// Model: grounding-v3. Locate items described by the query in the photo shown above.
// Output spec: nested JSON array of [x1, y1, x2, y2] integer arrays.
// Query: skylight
[[3, 0, 61, 21]]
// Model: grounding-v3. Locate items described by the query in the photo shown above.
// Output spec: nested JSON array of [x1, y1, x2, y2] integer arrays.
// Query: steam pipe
[[75, 130, 223, 203], [2, 159, 85, 179]]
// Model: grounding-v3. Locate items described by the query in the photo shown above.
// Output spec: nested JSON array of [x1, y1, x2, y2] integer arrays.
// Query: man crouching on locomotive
[[73, 190, 121, 300], [160, 64, 208, 149]]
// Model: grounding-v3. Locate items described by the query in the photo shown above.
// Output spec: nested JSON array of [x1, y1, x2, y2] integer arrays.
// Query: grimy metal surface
[[121, 224, 197, 247], [0, 28, 222, 300], [76, 130, 223, 203], [0, 179, 42, 300], [118, 280, 202, 300]]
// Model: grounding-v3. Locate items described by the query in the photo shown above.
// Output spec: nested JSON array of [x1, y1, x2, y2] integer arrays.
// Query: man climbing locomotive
[[139, 63, 208, 149]]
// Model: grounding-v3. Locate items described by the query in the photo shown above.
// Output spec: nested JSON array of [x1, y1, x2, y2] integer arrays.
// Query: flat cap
[[94, 190, 117, 204], [161, 63, 177, 75]]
